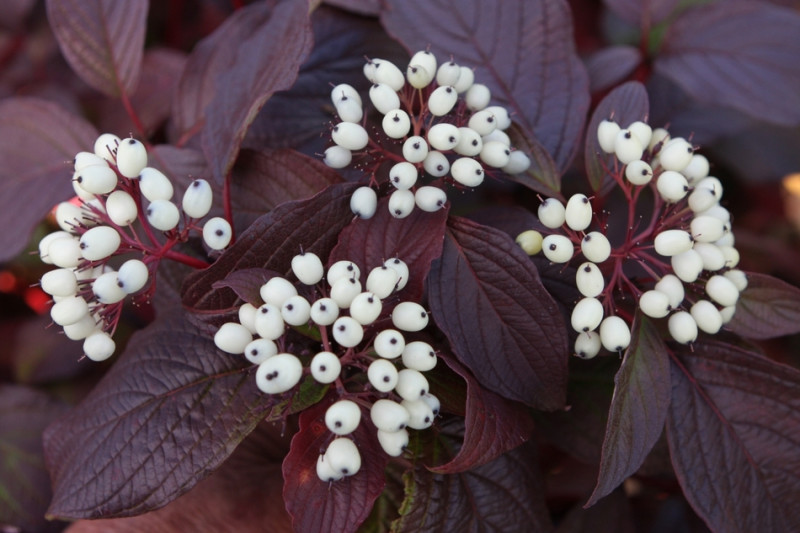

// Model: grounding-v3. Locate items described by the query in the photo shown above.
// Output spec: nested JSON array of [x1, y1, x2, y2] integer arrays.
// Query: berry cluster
[[39, 134, 231, 361], [517, 119, 746, 357], [323, 50, 531, 219], [212, 254, 440, 481]]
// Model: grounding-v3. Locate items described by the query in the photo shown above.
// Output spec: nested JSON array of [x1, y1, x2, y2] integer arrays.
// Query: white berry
[[146, 199, 180, 231], [253, 304, 285, 340], [571, 297, 604, 333], [115, 138, 148, 178], [668, 311, 698, 344], [291, 252, 324, 285], [310, 297, 340, 326], [182, 179, 213, 219], [325, 400, 361, 436], [542, 234, 574, 263], [138, 167, 174, 201], [79, 226, 121, 261], [260, 277, 297, 307], [332, 316, 364, 347], [203, 217, 232, 250], [311, 351, 341, 384], [255, 353, 303, 394], [574, 331, 601, 359], [367, 359, 398, 392], [349, 292, 382, 325], [83, 332, 115, 362], [350, 186, 378, 219], [401, 341, 437, 372], [243, 338, 278, 364], [374, 329, 405, 359], [214, 322, 253, 354], [391, 301, 429, 331], [371, 399, 410, 432], [576, 262, 604, 298], [599, 316, 631, 352], [450, 157, 485, 187], [538, 198, 566, 229], [281, 295, 311, 326]]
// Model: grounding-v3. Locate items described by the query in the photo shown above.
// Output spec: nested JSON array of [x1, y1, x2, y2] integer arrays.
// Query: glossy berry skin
[[542, 235, 573, 263], [391, 302, 429, 331], [538, 198, 566, 229], [214, 322, 253, 354], [324, 437, 361, 477], [243, 338, 278, 365], [260, 277, 297, 307], [325, 400, 361, 436], [401, 341, 437, 372], [332, 316, 364, 347], [115, 138, 148, 178], [291, 252, 324, 286], [565, 194, 592, 231], [374, 329, 405, 359], [370, 399, 410, 432], [599, 316, 631, 352], [368, 359, 399, 392], [255, 353, 303, 394], [350, 186, 378, 219], [310, 298, 340, 326], [395, 368, 429, 401], [182, 179, 213, 219], [310, 351, 341, 384], [202, 217, 232, 250], [349, 292, 382, 325], [377, 429, 409, 457]]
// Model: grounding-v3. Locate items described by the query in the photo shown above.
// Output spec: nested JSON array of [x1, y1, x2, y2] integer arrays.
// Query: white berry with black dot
[[325, 400, 362, 436], [311, 351, 341, 384], [391, 301, 429, 331], [255, 353, 303, 394]]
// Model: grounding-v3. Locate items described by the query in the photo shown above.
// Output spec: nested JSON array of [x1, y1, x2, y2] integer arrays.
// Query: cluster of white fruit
[[323, 50, 531, 219], [212, 253, 440, 481], [39, 133, 231, 361], [516, 119, 746, 356]]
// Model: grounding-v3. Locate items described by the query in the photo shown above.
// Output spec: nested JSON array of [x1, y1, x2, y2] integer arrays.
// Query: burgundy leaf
[[427, 216, 569, 409], [393, 422, 554, 533], [0, 385, 68, 533], [506, 123, 563, 198], [98, 48, 186, 136], [230, 148, 344, 230], [245, 5, 408, 156], [604, 0, 679, 27], [182, 182, 359, 313], [557, 489, 635, 533], [171, 2, 276, 144], [46, 0, 147, 97], [586, 314, 670, 507], [149, 144, 212, 195], [282, 398, 388, 533], [666, 341, 800, 532], [430, 357, 533, 474], [0, 0, 36, 30], [585, 45, 642, 93], [381, 0, 590, 172], [201, 0, 313, 182], [655, 2, 800, 126], [0, 97, 97, 262], [324, 0, 381, 16], [43, 311, 275, 519], [328, 195, 448, 302], [212, 268, 278, 306], [726, 272, 800, 340], [584, 81, 649, 192]]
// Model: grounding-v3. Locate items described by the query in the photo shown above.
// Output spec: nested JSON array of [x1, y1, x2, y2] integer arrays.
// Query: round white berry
[[681, 154, 710, 184], [454, 127, 483, 156], [311, 351, 341, 384], [409, 50, 437, 77], [74, 164, 118, 194], [427, 123, 460, 151], [368, 83, 401, 114], [63, 314, 99, 341], [723, 269, 748, 292], [656, 170, 689, 202], [243, 338, 278, 364], [688, 187, 717, 213], [576, 262, 604, 298], [331, 83, 361, 106], [239, 303, 258, 334], [41, 268, 78, 297], [401, 341, 437, 371], [260, 277, 297, 307], [106, 190, 138, 226], [516, 229, 543, 255], [465, 83, 491, 111], [325, 400, 361, 436], [649, 128, 670, 151], [55, 202, 83, 232], [332, 316, 364, 347], [138, 167, 174, 201], [502, 150, 531, 175], [565, 194, 593, 231], [639, 289, 671, 318], [659, 138, 694, 171], [377, 429, 409, 457], [690, 300, 723, 334], [391, 301, 429, 332], [436, 60, 460, 86], [574, 331, 601, 359], [327, 261, 360, 286], [310, 297, 340, 326], [401, 398, 434, 429], [214, 322, 253, 354], [395, 368, 429, 401], [627, 120, 652, 147], [415, 186, 448, 212], [599, 316, 631, 352], [654, 229, 693, 257], [349, 292, 382, 325], [420, 392, 440, 416], [671, 249, 704, 283], [705, 275, 739, 307], [693, 242, 726, 272], [93, 133, 120, 162], [406, 64, 432, 89], [468, 109, 497, 136], [115, 138, 147, 178], [372, 59, 405, 91], [48, 236, 83, 268], [182, 179, 213, 219], [350, 186, 378, 219], [625, 160, 653, 185], [335, 98, 363, 123], [719, 306, 736, 324], [614, 129, 643, 164], [484, 106, 511, 130], [480, 141, 511, 168], [581, 232, 611, 263], [542, 234, 574, 263], [367, 359, 398, 392], [79, 226, 121, 261], [450, 157, 485, 187], [331, 122, 369, 151], [402, 136, 429, 163], [323, 145, 352, 169], [454, 66, 474, 93], [325, 437, 362, 477], [571, 297, 604, 333], [690, 215, 725, 243], [366, 265, 399, 299], [50, 295, 89, 326], [382, 110, 411, 139], [73, 151, 106, 172], [39, 231, 72, 265], [92, 271, 126, 304], [146, 199, 180, 231], [330, 276, 362, 308], [281, 295, 311, 326], [668, 311, 698, 344], [538, 198, 566, 229], [316, 454, 343, 482], [203, 217, 232, 250], [655, 274, 685, 309], [291, 252, 324, 285], [83, 332, 115, 362], [371, 399, 410, 432], [253, 303, 285, 340], [384, 258, 409, 291], [695, 177, 723, 201], [422, 151, 450, 178], [389, 161, 418, 190], [597, 119, 620, 153], [255, 353, 303, 394], [374, 329, 405, 359], [428, 85, 458, 116]]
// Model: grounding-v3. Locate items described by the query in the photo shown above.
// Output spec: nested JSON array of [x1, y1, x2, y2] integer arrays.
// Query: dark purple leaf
[[505, 123, 563, 198], [43, 311, 276, 519], [231, 148, 344, 230], [98, 48, 187, 136], [245, 5, 408, 156], [382, 0, 590, 172], [584, 81, 649, 192], [282, 398, 388, 533], [0, 97, 97, 262], [585, 45, 642, 93], [586, 314, 670, 506], [46, 0, 147, 97], [182, 182, 359, 313], [603, 0, 679, 26], [323, 0, 381, 16], [149, 144, 212, 195], [0, 385, 69, 533], [170, 2, 276, 144], [427, 216, 569, 409], [431, 357, 533, 474], [666, 341, 800, 532], [726, 272, 800, 340], [394, 422, 554, 533], [655, 2, 800, 126], [201, 0, 313, 182], [0, 0, 36, 30], [212, 268, 278, 306], [328, 195, 448, 302]]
